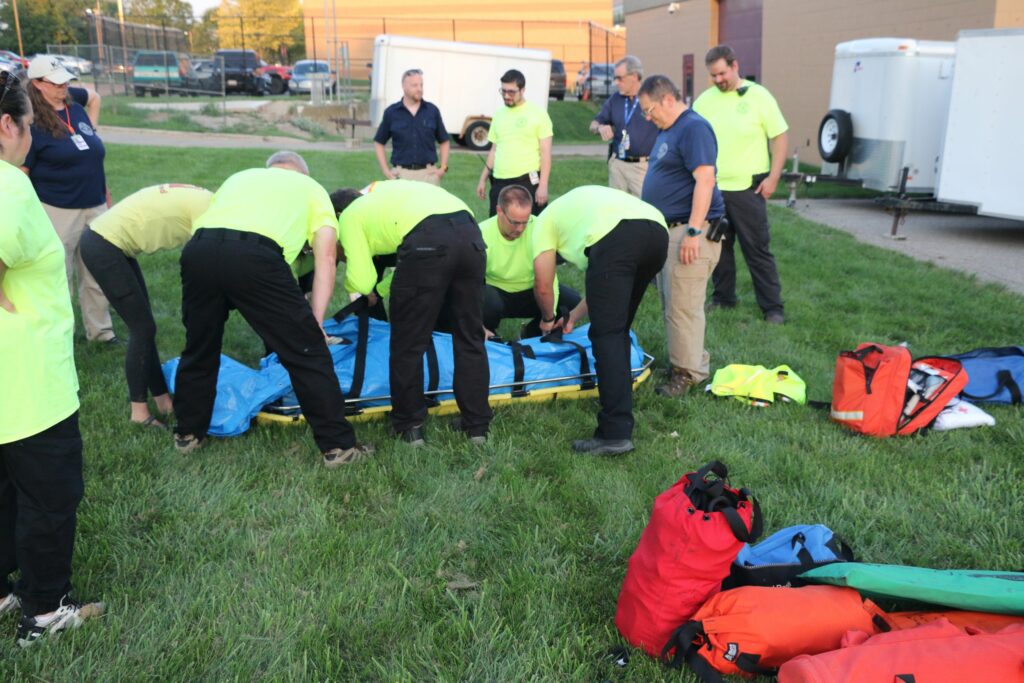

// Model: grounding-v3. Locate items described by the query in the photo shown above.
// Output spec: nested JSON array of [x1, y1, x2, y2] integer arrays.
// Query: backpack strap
[[660, 622, 724, 683], [961, 369, 1022, 405]]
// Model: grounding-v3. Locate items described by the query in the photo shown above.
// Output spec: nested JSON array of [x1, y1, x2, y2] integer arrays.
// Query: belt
[[399, 163, 430, 170], [620, 156, 649, 163], [193, 228, 282, 256]]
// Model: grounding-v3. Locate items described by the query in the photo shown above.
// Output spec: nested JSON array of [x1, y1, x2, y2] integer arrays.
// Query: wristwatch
[[685, 225, 703, 237]]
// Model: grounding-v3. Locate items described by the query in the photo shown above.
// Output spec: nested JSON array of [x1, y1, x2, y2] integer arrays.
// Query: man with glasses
[[588, 56, 658, 197], [476, 184, 581, 339], [638, 75, 726, 400], [476, 69, 553, 216], [694, 45, 789, 325], [374, 68, 450, 186]]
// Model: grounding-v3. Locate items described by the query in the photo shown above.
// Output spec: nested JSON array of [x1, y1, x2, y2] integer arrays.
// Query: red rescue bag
[[830, 343, 968, 437], [615, 461, 761, 657], [778, 619, 1024, 683], [661, 586, 886, 681]]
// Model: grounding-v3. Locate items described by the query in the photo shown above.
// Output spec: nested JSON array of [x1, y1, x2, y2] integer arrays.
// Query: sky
[[190, 0, 220, 18]]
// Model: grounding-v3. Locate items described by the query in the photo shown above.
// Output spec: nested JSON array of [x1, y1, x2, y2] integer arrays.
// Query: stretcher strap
[[331, 298, 369, 400], [541, 331, 596, 390], [424, 339, 440, 407], [507, 342, 536, 397]]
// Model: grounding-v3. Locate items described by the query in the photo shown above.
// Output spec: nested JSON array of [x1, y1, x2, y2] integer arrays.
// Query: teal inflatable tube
[[799, 563, 1024, 615]]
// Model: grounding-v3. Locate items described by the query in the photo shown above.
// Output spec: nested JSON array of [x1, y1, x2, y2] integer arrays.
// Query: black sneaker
[[322, 443, 375, 469], [16, 595, 104, 648], [764, 310, 785, 325], [571, 437, 634, 455], [397, 426, 426, 447], [448, 418, 488, 444], [173, 433, 205, 455]]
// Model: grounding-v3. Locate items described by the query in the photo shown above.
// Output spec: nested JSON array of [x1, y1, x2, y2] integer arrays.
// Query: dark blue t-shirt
[[24, 88, 106, 209], [641, 108, 725, 223], [594, 92, 659, 158], [373, 100, 449, 167]]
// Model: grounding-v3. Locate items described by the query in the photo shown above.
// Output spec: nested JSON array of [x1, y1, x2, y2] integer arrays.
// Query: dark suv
[[549, 59, 566, 101], [213, 49, 266, 95]]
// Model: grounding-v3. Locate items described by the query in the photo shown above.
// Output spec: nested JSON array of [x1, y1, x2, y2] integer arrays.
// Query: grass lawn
[[2, 146, 1022, 681]]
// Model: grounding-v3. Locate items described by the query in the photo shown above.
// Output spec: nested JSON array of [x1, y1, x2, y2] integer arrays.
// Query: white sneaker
[[16, 595, 104, 647], [0, 592, 20, 616]]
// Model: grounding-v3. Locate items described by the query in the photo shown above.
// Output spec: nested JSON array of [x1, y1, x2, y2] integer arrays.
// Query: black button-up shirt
[[593, 92, 659, 158], [374, 99, 449, 167]]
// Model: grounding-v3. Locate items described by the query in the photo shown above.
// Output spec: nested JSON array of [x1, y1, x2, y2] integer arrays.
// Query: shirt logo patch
[[79, 122, 95, 136], [656, 142, 668, 160], [516, 116, 528, 128], [737, 102, 750, 115]]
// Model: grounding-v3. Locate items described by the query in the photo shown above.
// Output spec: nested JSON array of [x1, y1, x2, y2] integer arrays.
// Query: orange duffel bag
[[778, 619, 1024, 683], [661, 586, 886, 682], [887, 609, 1024, 634]]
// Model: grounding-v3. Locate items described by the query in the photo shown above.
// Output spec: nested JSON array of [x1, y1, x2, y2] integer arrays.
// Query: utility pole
[[11, 0, 24, 58]]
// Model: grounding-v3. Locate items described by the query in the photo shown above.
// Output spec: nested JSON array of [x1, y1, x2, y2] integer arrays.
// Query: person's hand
[[679, 235, 700, 265], [476, 178, 487, 200], [483, 326, 495, 340], [539, 317, 562, 336], [385, 168, 398, 180], [366, 291, 379, 307], [435, 165, 447, 178], [0, 298, 16, 314], [564, 302, 587, 333], [755, 174, 781, 199], [598, 124, 614, 142], [536, 183, 549, 206]]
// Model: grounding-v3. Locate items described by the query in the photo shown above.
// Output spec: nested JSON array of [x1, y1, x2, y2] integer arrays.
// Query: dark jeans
[[488, 173, 541, 217], [389, 211, 492, 436], [483, 284, 582, 338], [173, 229, 356, 452], [585, 219, 668, 440], [0, 412, 83, 617], [712, 185, 784, 314], [80, 228, 168, 403]]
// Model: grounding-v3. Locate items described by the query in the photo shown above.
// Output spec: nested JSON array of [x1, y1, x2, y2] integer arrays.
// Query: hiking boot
[[0, 592, 20, 617], [322, 443, 375, 469], [173, 432, 205, 455], [397, 426, 426, 447], [655, 367, 693, 398], [764, 310, 785, 325], [16, 595, 104, 648], [571, 438, 634, 455]]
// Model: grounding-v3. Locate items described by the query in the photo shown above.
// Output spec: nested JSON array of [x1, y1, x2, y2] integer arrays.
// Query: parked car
[[131, 51, 191, 96], [0, 56, 16, 74], [549, 59, 566, 101], [0, 50, 28, 69], [213, 49, 267, 95], [186, 58, 218, 93], [575, 62, 614, 99], [288, 59, 335, 96], [60, 54, 93, 75], [256, 64, 292, 95]]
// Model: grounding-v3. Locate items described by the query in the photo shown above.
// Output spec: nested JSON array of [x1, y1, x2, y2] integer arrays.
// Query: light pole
[[11, 0, 25, 58]]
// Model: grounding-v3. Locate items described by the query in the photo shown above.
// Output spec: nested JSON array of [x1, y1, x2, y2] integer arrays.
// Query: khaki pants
[[43, 203, 114, 342], [394, 164, 441, 186], [608, 157, 648, 197], [657, 224, 721, 382]]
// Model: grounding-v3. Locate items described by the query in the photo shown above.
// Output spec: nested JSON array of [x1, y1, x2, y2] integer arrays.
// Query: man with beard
[[374, 68, 450, 185]]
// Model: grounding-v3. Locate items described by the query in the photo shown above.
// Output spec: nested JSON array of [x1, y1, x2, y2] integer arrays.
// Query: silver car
[[288, 60, 335, 95]]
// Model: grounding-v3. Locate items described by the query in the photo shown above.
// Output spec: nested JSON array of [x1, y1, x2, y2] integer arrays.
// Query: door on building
[[682, 54, 694, 104], [718, 0, 762, 82]]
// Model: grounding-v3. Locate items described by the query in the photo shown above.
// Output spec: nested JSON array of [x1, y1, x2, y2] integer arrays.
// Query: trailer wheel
[[818, 109, 853, 163], [463, 121, 492, 151]]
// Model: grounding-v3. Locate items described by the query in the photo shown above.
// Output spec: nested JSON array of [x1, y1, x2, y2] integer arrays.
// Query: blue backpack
[[723, 524, 855, 589], [951, 346, 1024, 405]]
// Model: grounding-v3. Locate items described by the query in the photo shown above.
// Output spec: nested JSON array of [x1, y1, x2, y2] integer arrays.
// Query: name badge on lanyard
[[618, 97, 639, 159], [63, 109, 89, 151]]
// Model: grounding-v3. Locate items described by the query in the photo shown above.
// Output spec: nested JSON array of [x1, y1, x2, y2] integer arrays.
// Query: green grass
[[3, 146, 1023, 681], [548, 100, 604, 144]]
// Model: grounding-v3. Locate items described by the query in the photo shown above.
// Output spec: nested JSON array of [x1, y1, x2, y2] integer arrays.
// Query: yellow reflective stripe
[[831, 410, 863, 421]]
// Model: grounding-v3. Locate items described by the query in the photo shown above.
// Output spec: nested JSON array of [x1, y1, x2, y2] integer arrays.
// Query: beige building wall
[[626, 0, 1022, 165], [764, 0, 1000, 158]]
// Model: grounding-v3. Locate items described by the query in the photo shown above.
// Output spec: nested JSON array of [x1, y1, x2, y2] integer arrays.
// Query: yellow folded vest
[[709, 364, 807, 406]]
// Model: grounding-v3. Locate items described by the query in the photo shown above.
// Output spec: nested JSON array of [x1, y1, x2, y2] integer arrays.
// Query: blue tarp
[[163, 317, 649, 437]]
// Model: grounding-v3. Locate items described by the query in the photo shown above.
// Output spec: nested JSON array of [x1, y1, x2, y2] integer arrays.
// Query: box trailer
[[370, 35, 551, 151], [936, 29, 1024, 222], [818, 38, 956, 194]]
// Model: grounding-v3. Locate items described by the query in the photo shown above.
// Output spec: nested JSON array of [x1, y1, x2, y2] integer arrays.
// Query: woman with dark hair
[[22, 55, 115, 344], [0, 71, 104, 647]]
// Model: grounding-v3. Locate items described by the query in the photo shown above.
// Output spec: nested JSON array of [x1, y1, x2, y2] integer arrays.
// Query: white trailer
[[370, 35, 551, 151], [936, 29, 1024, 222]]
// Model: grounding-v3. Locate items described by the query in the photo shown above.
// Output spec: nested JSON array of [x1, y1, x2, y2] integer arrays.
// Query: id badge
[[71, 134, 90, 151], [617, 130, 630, 159], [529, 170, 540, 185]]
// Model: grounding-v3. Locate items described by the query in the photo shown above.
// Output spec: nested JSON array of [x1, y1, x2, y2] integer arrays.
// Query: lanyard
[[623, 97, 638, 128], [62, 107, 75, 135]]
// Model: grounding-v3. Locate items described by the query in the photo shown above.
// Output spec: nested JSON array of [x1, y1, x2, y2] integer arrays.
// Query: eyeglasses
[[641, 102, 658, 117], [499, 87, 519, 96], [0, 71, 20, 108], [506, 217, 530, 228]]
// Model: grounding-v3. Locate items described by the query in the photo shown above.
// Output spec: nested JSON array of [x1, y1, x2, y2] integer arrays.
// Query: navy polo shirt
[[374, 99, 449, 167], [642, 108, 725, 223], [593, 92, 659, 158], [24, 87, 106, 209]]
